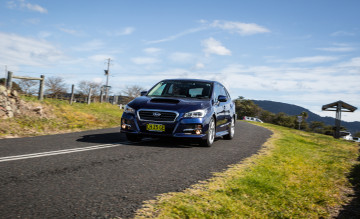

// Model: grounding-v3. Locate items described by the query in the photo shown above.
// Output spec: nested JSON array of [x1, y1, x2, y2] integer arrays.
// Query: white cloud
[[131, 57, 160, 65], [216, 58, 360, 122], [107, 27, 135, 36], [146, 20, 269, 44], [73, 39, 105, 52], [0, 32, 65, 67], [146, 27, 207, 44], [211, 20, 270, 36], [143, 47, 162, 55], [331, 31, 356, 37], [194, 62, 205, 69], [58, 27, 86, 37], [88, 54, 113, 62], [38, 31, 52, 39], [169, 52, 194, 63], [202, 37, 231, 56], [7, 0, 48, 13], [275, 56, 339, 64], [93, 77, 103, 83], [317, 47, 355, 52], [338, 57, 360, 68]]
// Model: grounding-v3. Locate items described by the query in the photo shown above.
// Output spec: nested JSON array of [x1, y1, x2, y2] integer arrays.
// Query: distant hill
[[252, 100, 360, 134]]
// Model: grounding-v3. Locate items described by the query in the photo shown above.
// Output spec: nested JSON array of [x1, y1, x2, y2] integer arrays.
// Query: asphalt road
[[0, 121, 272, 218]]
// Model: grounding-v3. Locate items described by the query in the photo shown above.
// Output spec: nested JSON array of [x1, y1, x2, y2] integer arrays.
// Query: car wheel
[[126, 133, 142, 142], [201, 117, 215, 147], [224, 117, 235, 140]]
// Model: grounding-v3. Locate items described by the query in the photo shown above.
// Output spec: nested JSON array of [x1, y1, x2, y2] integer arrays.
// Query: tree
[[297, 111, 309, 130], [235, 98, 262, 119], [18, 79, 37, 95], [259, 110, 275, 123], [300, 111, 309, 119], [121, 85, 144, 102], [309, 121, 326, 134], [77, 80, 101, 97], [273, 112, 297, 128], [45, 76, 67, 98]]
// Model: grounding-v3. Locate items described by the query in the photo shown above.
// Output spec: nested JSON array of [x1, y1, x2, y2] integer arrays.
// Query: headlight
[[124, 105, 135, 114], [184, 109, 207, 118]]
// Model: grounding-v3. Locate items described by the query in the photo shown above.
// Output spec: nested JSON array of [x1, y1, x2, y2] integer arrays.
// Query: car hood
[[128, 96, 211, 113]]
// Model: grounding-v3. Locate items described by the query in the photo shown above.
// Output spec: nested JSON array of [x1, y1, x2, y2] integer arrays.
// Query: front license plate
[[146, 124, 165, 132]]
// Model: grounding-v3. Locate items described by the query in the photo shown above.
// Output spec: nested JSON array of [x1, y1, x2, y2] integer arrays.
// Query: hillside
[[253, 100, 360, 134], [0, 85, 123, 138]]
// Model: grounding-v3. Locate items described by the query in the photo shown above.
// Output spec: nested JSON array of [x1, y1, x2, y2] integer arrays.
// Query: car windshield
[[147, 80, 213, 99]]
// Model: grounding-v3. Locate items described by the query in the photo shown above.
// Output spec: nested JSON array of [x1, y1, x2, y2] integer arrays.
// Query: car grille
[[138, 110, 178, 122]]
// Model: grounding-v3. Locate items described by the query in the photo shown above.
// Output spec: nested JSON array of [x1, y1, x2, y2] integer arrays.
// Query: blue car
[[120, 79, 236, 146]]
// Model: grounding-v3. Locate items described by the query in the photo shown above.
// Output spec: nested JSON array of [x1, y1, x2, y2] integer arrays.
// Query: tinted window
[[147, 80, 213, 99]]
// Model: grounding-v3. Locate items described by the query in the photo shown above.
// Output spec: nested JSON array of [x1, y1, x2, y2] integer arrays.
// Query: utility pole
[[104, 58, 112, 102]]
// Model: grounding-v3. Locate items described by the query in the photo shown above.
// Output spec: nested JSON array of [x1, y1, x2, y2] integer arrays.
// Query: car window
[[213, 83, 221, 102], [147, 82, 166, 96], [147, 80, 212, 99], [189, 88, 203, 97], [224, 87, 231, 99], [220, 85, 227, 97]]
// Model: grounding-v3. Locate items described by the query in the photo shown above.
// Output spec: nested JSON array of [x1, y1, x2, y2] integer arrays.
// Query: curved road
[[0, 121, 271, 218]]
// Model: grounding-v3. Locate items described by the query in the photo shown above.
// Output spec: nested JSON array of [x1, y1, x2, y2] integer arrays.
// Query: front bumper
[[120, 112, 210, 139]]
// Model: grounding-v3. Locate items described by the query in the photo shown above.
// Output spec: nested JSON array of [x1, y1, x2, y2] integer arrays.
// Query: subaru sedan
[[120, 79, 236, 147]]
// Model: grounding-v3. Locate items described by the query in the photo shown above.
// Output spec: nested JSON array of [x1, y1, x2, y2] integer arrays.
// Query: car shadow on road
[[76, 132, 206, 148], [76, 132, 127, 144], [336, 150, 360, 218]]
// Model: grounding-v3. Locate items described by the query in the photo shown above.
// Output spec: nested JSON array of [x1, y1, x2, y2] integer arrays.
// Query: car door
[[222, 86, 233, 124], [213, 83, 226, 132]]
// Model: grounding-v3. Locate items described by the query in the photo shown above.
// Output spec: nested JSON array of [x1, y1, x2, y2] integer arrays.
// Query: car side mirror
[[140, 91, 148, 96], [218, 95, 228, 102]]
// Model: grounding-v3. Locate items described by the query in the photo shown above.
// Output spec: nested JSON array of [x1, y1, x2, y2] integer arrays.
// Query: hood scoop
[[150, 98, 180, 104]]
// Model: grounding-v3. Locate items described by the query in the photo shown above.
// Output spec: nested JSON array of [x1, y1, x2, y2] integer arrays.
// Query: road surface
[[0, 121, 272, 218]]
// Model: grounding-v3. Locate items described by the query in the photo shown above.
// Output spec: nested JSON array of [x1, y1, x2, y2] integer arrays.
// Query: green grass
[[135, 122, 359, 218], [0, 96, 123, 137]]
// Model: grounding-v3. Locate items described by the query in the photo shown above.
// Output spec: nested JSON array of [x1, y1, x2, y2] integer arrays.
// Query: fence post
[[100, 88, 103, 103], [38, 75, 45, 101], [6, 71, 13, 90], [87, 88, 92, 105], [70, 84, 75, 104], [113, 95, 118, 105]]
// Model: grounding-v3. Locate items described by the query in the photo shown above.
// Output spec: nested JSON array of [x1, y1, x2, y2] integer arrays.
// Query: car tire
[[201, 117, 215, 147], [126, 133, 142, 142], [224, 117, 235, 140]]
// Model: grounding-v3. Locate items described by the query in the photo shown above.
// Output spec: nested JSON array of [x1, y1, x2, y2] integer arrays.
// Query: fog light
[[121, 124, 127, 129], [195, 129, 201, 135]]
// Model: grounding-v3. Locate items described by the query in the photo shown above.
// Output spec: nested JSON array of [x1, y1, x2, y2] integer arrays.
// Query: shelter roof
[[322, 100, 357, 112]]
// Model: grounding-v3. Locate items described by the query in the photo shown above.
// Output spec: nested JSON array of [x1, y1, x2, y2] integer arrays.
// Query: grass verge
[[135, 122, 359, 218], [0, 96, 123, 138]]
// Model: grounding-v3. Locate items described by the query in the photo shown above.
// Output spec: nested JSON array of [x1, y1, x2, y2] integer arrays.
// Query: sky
[[0, 0, 359, 122]]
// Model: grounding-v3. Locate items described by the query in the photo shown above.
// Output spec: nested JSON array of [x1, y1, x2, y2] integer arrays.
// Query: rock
[[0, 110, 6, 117], [0, 85, 6, 93], [11, 90, 18, 97], [34, 106, 43, 115], [7, 111, 14, 118]]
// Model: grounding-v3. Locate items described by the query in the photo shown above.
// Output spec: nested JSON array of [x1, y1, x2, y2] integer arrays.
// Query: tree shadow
[[337, 149, 360, 218]]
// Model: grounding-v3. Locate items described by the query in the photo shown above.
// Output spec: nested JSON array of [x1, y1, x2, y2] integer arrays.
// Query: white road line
[[0, 141, 133, 163]]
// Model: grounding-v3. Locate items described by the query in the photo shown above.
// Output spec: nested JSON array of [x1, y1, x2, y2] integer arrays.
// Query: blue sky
[[0, 0, 359, 122]]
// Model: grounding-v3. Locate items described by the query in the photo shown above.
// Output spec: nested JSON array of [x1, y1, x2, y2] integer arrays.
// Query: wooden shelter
[[322, 101, 357, 138]]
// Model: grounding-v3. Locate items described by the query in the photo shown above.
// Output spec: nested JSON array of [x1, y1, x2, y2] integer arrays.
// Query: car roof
[[161, 78, 216, 83]]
